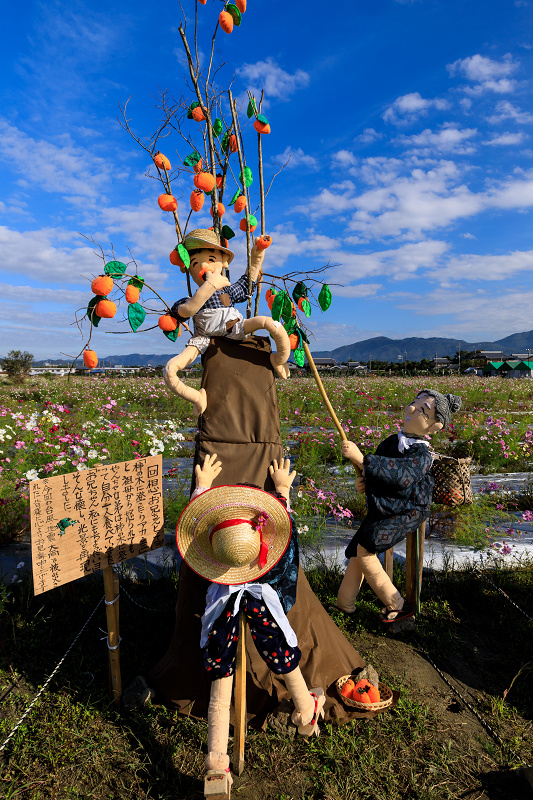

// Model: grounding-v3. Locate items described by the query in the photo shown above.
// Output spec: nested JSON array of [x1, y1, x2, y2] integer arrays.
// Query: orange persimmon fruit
[[125, 285, 140, 304], [193, 157, 204, 173], [340, 679, 355, 699], [254, 120, 271, 134], [228, 134, 238, 153], [191, 106, 206, 122], [235, 0, 246, 11], [353, 680, 379, 704], [234, 195, 246, 214], [158, 194, 178, 212], [153, 152, 171, 170], [83, 349, 98, 369], [95, 298, 117, 319], [216, 173, 223, 189], [289, 333, 299, 350], [193, 172, 216, 193], [158, 314, 179, 332], [219, 10, 233, 33], [91, 275, 113, 296], [255, 235, 272, 250], [190, 189, 205, 212], [210, 202, 225, 218], [169, 249, 186, 269], [265, 288, 278, 310], [240, 217, 257, 232]]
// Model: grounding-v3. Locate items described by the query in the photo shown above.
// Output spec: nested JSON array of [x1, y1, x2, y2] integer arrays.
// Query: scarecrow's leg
[[357, 544, 404, 613], [335, 556, 364, 614], [242, 317, 290, 379], [163, 345, 207, 416], [284, 666, 325, 737], [205, 675, 233, 797]]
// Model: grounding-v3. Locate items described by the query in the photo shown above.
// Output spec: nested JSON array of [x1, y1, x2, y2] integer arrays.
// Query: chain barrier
[[118, 582, 162, 613], [475, 568, 532, 623], [0, 596, 103, 755]]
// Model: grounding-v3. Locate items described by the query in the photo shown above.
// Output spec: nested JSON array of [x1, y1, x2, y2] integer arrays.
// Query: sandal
[[294, 688, 326, 737], [380, 603, 415, 624], [204, 767, 232, 799]]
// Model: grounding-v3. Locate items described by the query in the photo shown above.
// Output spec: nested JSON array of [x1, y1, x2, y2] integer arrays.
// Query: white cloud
[[438, 249, 533, 281], [271, 146, 318, 170], [396, 126, 478, 154], [331, 150, 357, 167], [447, 54, 518, 94], [354, 128, 383, 144], [382, 92, 449, 124], [239, 58, 310, 100], [331, 284, 382, 298], [460, 232, 477, 239], [484, 132, 526, 146], [487, 100, 533, 124]]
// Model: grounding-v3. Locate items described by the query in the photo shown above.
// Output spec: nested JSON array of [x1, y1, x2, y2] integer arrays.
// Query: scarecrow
[[163, 229, 290, 415], [334, 390, 462, 623], [177, 453, 325, 795]]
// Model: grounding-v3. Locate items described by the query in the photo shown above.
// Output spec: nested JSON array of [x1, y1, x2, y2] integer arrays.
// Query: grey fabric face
[[416, 390, 462, 427]]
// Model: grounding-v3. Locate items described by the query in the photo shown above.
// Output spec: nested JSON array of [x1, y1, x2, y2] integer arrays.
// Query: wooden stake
[[384, 548, 394, 582], [232, 611, 246, 776], [405, 521, 425, 611], [102, 566, 122, 704]]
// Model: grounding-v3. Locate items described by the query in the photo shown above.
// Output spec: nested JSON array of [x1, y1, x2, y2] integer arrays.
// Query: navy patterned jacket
[[345, 433, 434, 556]]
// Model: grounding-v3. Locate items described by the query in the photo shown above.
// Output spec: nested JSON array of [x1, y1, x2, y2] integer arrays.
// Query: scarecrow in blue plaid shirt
[[163, 228, 290, 415]]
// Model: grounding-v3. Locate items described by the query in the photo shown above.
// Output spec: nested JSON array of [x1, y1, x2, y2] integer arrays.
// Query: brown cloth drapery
[[148, 336, 378, 724]]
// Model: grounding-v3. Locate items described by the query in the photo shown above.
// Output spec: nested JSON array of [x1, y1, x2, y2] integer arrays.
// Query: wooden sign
[[30, 456, 165, 595]]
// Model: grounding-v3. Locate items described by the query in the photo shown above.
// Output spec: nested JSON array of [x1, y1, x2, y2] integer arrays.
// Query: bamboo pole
[[384, 548, 394, 582], [232, 611, 247, 776], [405, 521, 425, 611], [102, 566, 122, 704]]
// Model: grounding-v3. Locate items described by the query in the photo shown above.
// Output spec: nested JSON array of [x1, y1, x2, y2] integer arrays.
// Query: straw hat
[[181, 228, 235, 265], [176, 485, 291, 584]]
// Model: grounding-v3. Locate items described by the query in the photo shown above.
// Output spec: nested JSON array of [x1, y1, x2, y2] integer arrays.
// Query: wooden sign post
[[29, 456, 165, 702], [232, 611, 247, 776]]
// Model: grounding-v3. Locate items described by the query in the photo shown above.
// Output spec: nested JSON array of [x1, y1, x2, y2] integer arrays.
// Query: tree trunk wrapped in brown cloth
[[148, 336, 381, 724]]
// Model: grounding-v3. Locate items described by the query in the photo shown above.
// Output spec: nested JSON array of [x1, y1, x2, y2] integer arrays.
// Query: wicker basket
[[431, 455, 473, 507], [336, 676, 393, 711]]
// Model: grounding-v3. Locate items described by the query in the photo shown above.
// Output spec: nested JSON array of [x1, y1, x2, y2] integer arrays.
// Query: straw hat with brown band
[[176, 485, 292, 585], [175, 228, 235, 266]]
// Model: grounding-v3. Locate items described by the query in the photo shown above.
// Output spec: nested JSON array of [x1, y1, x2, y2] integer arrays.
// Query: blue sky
[[2, 0, 533, 359]]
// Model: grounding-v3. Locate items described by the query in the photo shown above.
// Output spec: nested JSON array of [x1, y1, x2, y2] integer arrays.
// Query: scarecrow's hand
[[269, 458, 296, 500], [195, 453, 222, 489], [355, 476, 366, 494], [249, 243, 265, 282], [205, 272, 230, 291], [341, 440, 364, 469]]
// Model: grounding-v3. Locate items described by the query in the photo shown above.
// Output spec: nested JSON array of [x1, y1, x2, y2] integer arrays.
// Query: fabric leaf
[[292, 281, 307, 303], [226, 3, 242, 25], [229, 189, 241, 206], [221, 131, 229, 152], [87, 296, 101, 328], [318, 283, 332, 312], [294, 348, 306, 367], [127, 276, 144, 289], [104, 260, 126, 278], [213, 118, 223, 136], [256, 114, 268, 125], [281, 293, 294, 322], [221, 224, 235, 240], [177, 244, 190, 269], [128, 303, 146, 332], [240, 167, 253, 187], [187, 101, 200, 120], [271, 290, 288, 322], [183, 151, 202, 167], [164, 327, 180, 343], [300, 298, 312, 318], [247, 98, 257, 119], [284, 318, 297, 334]]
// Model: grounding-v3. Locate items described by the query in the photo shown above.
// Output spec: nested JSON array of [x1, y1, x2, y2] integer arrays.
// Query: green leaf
[[213, 118, 223, 136], [177, 244, 190, 269], [294, 348, 306, 367], [187, 101, 200, 120], [104, 260, 126, 278], [221, 131, 229, 152], [87, 296, 101, 328], [183, 151, 202, 167], [229, 189, 241, 206], [164, 327, 180, 343], [292, 281, 307, 303], [247, 98, 257, 119], [221, 225, 235, 240], [318, 283, 332, 312], [226, 3, 242, 25], [256, 114, 268, 125], [281, 293, 294, 323], [300, 298, 312, 318], [240, 167, 253, 187], [128, 303, 146, 332], [284, 318, 297, 334], [271, 290, 287, 322], [127, 276, 144, 289]]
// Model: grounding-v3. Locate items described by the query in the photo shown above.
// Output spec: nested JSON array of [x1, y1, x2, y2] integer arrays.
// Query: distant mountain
[[30, 330, 533, 366]]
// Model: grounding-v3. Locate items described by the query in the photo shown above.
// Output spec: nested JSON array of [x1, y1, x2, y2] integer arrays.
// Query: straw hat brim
[[176, 485, 291, 584], [182, 228, 234, 265]]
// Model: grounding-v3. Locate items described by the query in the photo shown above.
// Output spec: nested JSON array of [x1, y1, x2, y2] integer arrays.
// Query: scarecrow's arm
[[195, 453, 222, 490], [174, 273, 230, 320], [247, 243, 266, 283], [268, 458, 296, 503]]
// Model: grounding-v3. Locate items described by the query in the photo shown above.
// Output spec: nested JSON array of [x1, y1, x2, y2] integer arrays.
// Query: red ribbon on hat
[[209, 513, 270, 568]]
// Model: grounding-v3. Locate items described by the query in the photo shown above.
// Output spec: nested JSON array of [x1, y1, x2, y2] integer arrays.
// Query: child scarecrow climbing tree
[[73, 0, 333, 374]]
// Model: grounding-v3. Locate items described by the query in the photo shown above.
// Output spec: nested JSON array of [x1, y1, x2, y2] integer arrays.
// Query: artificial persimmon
[[210, 202, 225, 218], [240, 217, 257, 232], [83, 349, 98, 369], [191, 106, 206, 122], [353, 680, 379, 704], [158, 313, 179, 332], [234, 195, 246, 214], [228, 134, 238, 153], [340, 679, 355, 699], [91, 275, 113, 296], [198, 0, 207, 4], [190, 189, 205, 212], [95, 298, 117, 319], [158, 194, 178, 212], [193, 157, 204, 173], [169, 249, 186, 269], [125, 285, 140, 304], [235, 0, 246, 11], [265, 288, 278, 309], [193, 172, 215, 193], [153, 152, 171, 170], [256, 235, 272, 250], [219, 10, 233, 33], [254, 120, 271, 134], [289, 333, 299, 350], [216, 173, 223, 189]]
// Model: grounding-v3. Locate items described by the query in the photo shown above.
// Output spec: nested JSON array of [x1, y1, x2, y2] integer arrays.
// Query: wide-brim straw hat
[[181, 228, 234, 265], [176, 485, 291, 584]]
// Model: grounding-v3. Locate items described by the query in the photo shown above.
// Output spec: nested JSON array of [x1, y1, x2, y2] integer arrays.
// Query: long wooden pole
[[232, 611, 247, 776], [102, 566, 122, 704]]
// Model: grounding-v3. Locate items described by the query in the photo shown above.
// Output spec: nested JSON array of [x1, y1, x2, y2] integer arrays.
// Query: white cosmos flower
[[88, 449, 98, 459], [77, 463, 88, 471], [25, 469, 39, 481]]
